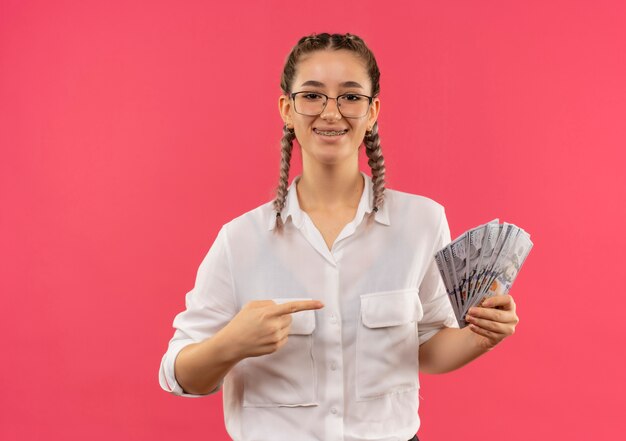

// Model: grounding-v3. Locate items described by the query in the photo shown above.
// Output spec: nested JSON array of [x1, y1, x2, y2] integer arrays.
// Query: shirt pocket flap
[[272, 298, 316, 335], [361, 288, 421, 328]]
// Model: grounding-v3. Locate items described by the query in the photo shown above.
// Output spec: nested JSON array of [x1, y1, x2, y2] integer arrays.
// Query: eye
[[341, 94, 363, 102], [302, 93, 323, 100]]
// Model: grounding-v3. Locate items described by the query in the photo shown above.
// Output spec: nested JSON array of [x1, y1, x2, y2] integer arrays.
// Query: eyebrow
[[299, 80, 364, 89]]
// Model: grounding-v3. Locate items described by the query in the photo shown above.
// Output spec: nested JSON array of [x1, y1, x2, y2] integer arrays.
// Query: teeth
[[315, 129, 347, 136]]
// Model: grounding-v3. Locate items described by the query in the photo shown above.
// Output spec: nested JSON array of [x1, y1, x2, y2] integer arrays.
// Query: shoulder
[[384, 186, 449, 251], [219, 199, 276, 239], [385, 186, 445, 223]]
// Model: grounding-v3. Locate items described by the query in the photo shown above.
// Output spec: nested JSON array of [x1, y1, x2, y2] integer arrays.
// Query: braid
[[272, 124, 296, 230], [364, 121, 386, 213]]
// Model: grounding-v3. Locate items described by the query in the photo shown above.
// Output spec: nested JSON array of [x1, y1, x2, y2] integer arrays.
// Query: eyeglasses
[[290, 91, 373, 118]]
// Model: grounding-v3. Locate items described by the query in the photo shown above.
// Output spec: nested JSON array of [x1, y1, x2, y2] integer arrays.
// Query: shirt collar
[[268, 170, 391, 231]]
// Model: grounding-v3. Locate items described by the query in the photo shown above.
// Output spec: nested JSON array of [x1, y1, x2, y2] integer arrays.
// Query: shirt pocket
[[356, 288, 424, 401], [242, 298, 318, 407]]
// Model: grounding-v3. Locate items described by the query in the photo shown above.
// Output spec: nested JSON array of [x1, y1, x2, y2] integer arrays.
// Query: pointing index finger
[[271, 300, 325, 316]]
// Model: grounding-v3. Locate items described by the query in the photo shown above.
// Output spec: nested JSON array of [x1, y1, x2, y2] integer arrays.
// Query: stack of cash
[[434, 220, 533, 328]]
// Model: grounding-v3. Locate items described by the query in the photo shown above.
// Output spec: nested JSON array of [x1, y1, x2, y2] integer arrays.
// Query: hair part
[[273, 32, 386, 231]]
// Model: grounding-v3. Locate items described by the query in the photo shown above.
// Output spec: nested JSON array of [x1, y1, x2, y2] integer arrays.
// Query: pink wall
[[1, 0, 625, 439]]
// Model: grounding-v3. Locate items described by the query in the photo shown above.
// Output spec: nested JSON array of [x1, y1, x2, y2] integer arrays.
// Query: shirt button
[[330, 362, 337, 371], [330, 407, 338, 415], [330, 314, 337, 324]]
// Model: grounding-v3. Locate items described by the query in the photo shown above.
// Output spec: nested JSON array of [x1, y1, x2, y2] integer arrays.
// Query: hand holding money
[[465, 294, 519, 350], [434, 219, 532, 330]]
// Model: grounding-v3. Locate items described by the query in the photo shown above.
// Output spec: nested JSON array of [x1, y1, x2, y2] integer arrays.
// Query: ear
[[278, 94, 293, 127], [367, 97, 380, 129]]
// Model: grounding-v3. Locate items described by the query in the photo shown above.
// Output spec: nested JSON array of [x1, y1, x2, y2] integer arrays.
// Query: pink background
[[1, 0, 625, 440]]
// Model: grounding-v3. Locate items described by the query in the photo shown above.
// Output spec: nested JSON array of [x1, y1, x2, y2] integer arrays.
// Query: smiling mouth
[[313, 128, 348, 136]]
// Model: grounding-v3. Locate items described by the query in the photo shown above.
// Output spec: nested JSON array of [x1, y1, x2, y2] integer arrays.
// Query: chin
[[309, 148, 359, 166]]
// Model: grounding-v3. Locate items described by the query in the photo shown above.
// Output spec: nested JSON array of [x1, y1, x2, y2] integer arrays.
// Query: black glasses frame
[[290, 91, 374, 118]]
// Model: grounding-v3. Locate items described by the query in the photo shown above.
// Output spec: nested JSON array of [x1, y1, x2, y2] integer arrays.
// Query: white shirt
[[159, 170, 458, 441]]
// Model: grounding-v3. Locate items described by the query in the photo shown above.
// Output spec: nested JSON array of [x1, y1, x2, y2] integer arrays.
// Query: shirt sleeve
[[417, 206, 460, 345], [158, 224, 238, 397]]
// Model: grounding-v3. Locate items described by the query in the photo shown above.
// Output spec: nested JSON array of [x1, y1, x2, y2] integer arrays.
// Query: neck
[[296, 161, 364, 213]]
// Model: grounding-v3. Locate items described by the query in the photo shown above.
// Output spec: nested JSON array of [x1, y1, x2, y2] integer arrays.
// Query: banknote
[[469, 224, 518, 310], [434, 220, 533, 327], [484, 228, 533, 297], [435, 251, 459, 320], [472, 222, 502, 302], [477, 223, 511, 299], [465, 219, 499, 307], [442, 246, 462, 321], [450, 236, 468, 306]]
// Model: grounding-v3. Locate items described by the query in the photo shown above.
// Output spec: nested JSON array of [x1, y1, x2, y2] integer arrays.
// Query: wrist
[[211, 327, 246, 365], [464, 325, 495, 353]]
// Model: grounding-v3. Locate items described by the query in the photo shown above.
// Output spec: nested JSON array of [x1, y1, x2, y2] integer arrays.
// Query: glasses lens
[[294, 93, 325, 116], [295, 93, 369, 118], [337, 94, 370, 118]]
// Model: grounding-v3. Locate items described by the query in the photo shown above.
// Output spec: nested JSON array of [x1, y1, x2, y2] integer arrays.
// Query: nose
[[320, 97, 342, 120]]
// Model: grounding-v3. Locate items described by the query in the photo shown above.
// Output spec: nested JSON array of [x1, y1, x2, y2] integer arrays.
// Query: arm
[[419, 294, 519, 374], [174, 329, 242, 395], [158, 225, 238, 397], [173, 298, 324, 395], [416, 207, 519, 374], [418, 326, 488, 374]]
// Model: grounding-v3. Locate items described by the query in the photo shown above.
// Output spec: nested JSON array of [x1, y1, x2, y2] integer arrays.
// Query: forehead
[[294, 49, 370, 90]]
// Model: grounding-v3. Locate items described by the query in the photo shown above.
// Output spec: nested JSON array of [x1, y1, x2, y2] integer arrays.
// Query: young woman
[[159, 32, 519, 441]]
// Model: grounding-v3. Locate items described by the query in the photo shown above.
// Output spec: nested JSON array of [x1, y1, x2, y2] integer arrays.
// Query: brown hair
[[273, 32, 386, 230]]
